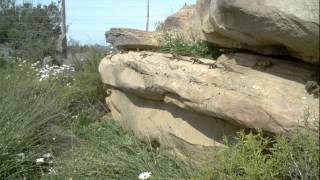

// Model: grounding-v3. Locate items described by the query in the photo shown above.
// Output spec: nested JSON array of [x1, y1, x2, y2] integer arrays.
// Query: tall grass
[[0, 63, 71, 179], [50, 115, 195, 179]]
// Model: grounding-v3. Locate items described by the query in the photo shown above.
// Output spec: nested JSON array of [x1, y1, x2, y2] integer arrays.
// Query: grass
[[0, 49, 197, 179], [202, 129, 319, 179], [0, 60, 71, 179], [155, 29, 221, 59], [48, 115, 195, 179], [0, 47, 319, 179]]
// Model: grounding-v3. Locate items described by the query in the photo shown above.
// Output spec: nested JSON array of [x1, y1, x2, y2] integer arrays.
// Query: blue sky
[[17, 0, 196, 45]]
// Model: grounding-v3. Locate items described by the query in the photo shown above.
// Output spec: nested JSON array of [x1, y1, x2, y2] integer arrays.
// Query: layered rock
[[193, 0, 320, 64], [105, 28, 159, 50], [160, 4, 196, 39], [99, 51, 319, 154]]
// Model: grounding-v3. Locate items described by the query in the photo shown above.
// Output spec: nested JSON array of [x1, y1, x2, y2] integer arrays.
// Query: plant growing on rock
[[156, 29, 220, 59]]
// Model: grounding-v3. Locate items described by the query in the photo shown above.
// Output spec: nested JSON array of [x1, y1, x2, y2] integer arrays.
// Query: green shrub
[[202, 128, 319, 180], [156, 30, 220, 59], [0, 2, 61, 62]]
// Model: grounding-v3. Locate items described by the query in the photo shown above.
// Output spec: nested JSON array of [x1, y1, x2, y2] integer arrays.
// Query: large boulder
[[160, 4, 196, 39], [193, 0, 320, 64], [99, 51, 319, 154], [105, 28, 159, 50]]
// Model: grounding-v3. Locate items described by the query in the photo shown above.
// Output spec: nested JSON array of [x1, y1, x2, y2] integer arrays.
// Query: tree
[[0, 1, 62, 62]]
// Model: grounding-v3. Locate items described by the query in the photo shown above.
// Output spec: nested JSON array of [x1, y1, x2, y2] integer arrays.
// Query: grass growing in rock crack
[[156, 30, 221, 59]]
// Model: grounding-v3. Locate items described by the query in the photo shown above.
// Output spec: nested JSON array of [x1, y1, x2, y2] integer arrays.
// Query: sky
[[17, 0, 196, 45]]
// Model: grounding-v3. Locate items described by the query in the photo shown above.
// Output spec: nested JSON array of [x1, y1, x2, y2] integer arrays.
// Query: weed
[[156, 30, 220, 59]]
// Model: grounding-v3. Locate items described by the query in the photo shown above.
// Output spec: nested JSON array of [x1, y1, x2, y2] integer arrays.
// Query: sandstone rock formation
[[193, 0, 320, 64], [105, 28, 159, 50], [160, 4, 196, 39], [100, 0, 320, 156], [99, 51, 319, 155]]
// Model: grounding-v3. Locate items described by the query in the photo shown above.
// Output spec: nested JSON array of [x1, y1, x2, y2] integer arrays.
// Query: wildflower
[[138, 172, 152, 180], [42, 153, 52, 159], [16, 153, 25, 162], [35, 158, 45, 165], [48, 167, 57, 175]]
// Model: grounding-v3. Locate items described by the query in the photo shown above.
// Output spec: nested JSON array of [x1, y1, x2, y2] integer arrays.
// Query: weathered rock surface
[[99, 51, 319, 153], [160, 4, 196, 39], [193, 0, 320, 64], [105, 28, 159, 50]]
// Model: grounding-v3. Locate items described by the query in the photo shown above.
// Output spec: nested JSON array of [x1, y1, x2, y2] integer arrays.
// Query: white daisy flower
[[35, 158, 45, 165], [48, 167, 57, 175], [138, 172, 152, 180], [16, 153, 25, 162], [42, 153, 52, 159]]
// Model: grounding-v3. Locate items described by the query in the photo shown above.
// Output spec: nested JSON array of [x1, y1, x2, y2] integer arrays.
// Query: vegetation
[[0, 0, 61, 62], [202, 129, 319, 180], [0, 56, 319, 179], [0, 60, 70, 179], [0, 53, 197, 179], [0, 2, 319, 179], [50, 116, 194, 179], [156, 28, 221, 59]]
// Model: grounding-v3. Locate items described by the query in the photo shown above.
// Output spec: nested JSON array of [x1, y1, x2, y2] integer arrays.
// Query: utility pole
[[61, 0, 67, 58], [146, 0, 150, 32]]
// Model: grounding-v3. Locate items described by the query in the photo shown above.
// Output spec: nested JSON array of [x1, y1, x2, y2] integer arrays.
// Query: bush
[[0, 1, 61, 62], [202, 129, 319, 179], [156, 30, 221, 59]]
